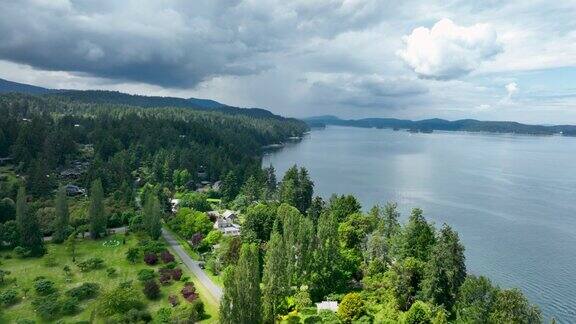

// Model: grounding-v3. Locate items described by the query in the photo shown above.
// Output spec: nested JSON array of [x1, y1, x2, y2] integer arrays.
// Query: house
[[196, 181, 212, 193], [221, 223, 240, 236], [316, 301, 338, 313], [222, 210, 237, 222], [65, 184, 86, 196], [170, 199, 180, 213], [212, 210, 241, 236]]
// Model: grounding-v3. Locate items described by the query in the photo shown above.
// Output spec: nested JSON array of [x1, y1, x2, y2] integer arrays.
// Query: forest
[[0, 90, 542, 323]]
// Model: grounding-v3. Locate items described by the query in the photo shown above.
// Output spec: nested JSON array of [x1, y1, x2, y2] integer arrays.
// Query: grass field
[[0, 234, 218, 323]]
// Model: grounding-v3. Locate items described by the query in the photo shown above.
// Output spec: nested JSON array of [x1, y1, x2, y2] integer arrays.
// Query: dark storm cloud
[[0, 0, 391, 88], [309, 75, 428, 109]]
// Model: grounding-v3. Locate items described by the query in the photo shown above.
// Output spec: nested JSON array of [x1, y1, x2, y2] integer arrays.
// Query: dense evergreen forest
[[0, 90, 542, 323]]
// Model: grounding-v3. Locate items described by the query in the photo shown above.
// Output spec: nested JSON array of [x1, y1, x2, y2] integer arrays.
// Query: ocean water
[[263, 126, 576, 323]]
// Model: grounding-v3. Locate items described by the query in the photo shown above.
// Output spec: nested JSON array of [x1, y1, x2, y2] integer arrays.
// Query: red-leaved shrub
[[181, 282, 198, 302], [160, 250, 175, 263], [144, 253, 158, 265], [168, 294, 179, 307], [171, 268, 183, 281]]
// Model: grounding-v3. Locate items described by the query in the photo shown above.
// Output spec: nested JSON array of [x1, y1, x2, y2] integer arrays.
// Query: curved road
[[162, 228, 223, 302]]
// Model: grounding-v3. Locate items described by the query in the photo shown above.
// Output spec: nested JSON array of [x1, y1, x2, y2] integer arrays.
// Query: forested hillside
[[0, 92, 306, 221], [306, 115, 576, 136]]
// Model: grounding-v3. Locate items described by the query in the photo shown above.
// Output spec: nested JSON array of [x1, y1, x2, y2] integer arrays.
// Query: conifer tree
[[52, 186, 70, 243], [16, 186, 45, 256], [422, 224, 466, 311], [89, 179, 106, 239]]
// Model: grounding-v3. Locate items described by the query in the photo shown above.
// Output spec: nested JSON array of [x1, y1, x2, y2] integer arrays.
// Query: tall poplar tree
[[143, 194, 162, 240], [220, 243, 262, 324], [219, 267, 237, 324], [16, 186, 45, 256], [311, 212, 345, 300], [52, 186, 70, 243], [89, 179, 106, 239], [262, 232, 289, 323]]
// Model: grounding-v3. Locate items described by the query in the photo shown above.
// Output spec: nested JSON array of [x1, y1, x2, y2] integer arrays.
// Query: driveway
[[162, 228, 223, 302]]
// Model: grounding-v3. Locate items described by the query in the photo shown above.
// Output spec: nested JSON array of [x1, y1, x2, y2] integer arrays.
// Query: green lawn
[[0, 234, 218, 323]]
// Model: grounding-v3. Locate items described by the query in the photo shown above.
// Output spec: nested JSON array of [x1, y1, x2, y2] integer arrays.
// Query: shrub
[[181, 282, 198, 302], [171, 300, 205, 323], [137, 268, 156, 282], [319, 310, 341, 323], [163, 261, 177, 269], [160, 250, 175, 263], [171, 268, 183, 281], [34, 279, 57, 295], [60, 296, 79, 315], [304, 315, 322, 324], [157, 307, 173, 322], [143, 280, 160, 300], [168, 294, 179, 307], [144, 252, 158, 265], [66, 282, 100, 301], [403, 301, 432, 324], [14, 246, 30, 258], [124, 308, 152, 322], [32, 294, 61, 320], [107, 267, 118, 277], [338, 292, 365, 323], [76, 257, 105, 272], [190, 232, 204, 248], [180, 275, 190, 282], [159, 272, 172, 285], [98, 286, 144, 316], [139, 240, 166, 254], [0, 288, 18, 305], [126, 247, 140, 263]]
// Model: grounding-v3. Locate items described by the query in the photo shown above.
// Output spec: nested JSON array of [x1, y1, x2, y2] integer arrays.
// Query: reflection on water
[[263, 126, 576, 323]]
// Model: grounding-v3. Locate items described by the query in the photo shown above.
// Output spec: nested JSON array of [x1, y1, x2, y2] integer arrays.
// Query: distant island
[[305, 115, 576, 136]]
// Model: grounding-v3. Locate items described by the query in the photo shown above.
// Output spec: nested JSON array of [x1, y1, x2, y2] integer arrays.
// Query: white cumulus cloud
[[505, 82, 518, 98], [398, 18, 503, 80]]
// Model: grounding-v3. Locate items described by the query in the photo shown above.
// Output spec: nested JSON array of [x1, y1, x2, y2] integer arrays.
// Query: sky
[[1, 0, 576, 124]]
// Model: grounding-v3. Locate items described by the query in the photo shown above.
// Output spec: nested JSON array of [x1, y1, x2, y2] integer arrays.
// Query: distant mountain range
[[0, 78, 57, 95], [305, 115, 576, 136], [0, 77, 280, 119]]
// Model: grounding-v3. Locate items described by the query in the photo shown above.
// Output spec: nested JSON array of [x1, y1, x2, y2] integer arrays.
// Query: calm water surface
[[263, 126, 576, 323]]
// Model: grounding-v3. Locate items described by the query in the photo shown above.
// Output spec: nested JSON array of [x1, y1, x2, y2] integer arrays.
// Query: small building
[[212, 210, 241, 236], [65, 184, 86, 196], [316, 301, 338, 313], [221, 224, 240, 236], [222, 210, 237, 222], [170, 199, 180, 213]]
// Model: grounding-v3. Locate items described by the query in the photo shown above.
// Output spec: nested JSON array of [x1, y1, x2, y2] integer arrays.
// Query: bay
[[263, 125, 576, 323]]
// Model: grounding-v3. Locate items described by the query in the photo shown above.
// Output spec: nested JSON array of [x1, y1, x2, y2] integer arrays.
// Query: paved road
[[162, 228, 223, 302]]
